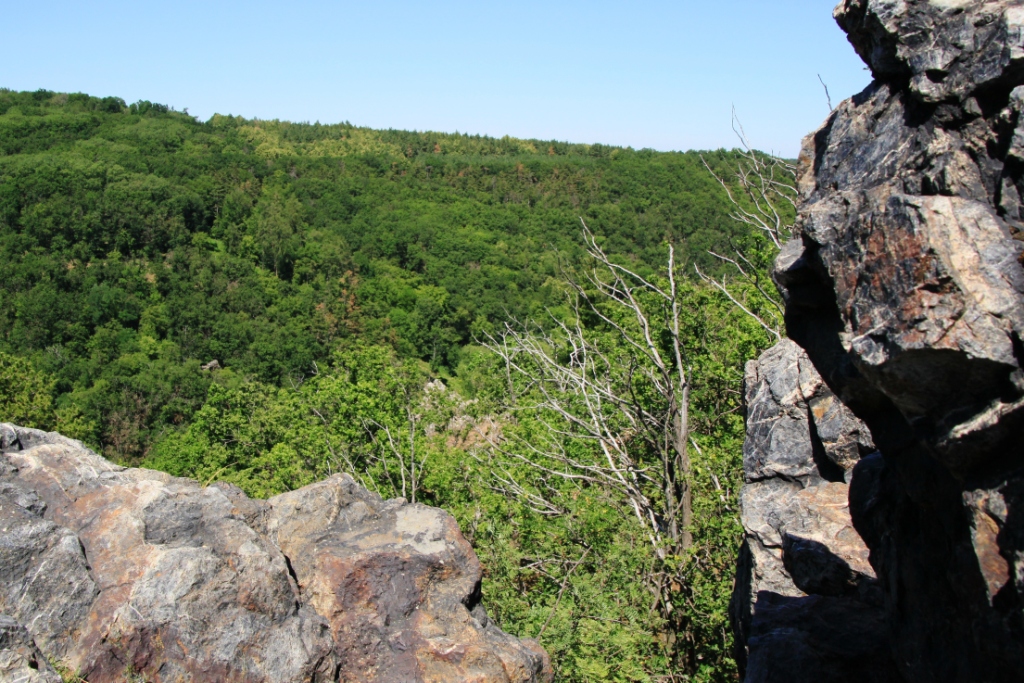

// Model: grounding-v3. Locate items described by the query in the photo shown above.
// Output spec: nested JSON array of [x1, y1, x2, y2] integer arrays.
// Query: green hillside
[[0, 88, 751, 460], [0, 88, 779, 682]]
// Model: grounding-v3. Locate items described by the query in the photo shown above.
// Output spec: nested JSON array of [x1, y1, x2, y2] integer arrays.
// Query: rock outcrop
[[732, 340, 898, 683], [0, 423, 551, 683], [737, 1, 1024, 681]]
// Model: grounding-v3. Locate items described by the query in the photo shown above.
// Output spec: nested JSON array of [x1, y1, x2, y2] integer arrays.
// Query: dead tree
[[697, 110, 797, 339], [485, 223, 694, 559]]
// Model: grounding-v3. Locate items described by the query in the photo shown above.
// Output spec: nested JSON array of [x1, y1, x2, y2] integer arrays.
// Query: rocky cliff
[[0, 423, 551, 683], [730, 340, 899, 683], [735, 1, 1024, 681]]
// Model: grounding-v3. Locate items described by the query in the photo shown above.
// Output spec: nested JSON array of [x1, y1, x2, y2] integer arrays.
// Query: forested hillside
[[1, 88, 751, 459], [0, 88, 780, 681]]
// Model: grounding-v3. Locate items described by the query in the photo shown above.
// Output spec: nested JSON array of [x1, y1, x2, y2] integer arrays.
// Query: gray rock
[[835, 0, 1024, 104], [756, 0, 1024, 680], [0, 423, 551, 683], [0, 615, 62, 683], [732, 342, 884, 679], [742, 340, 874, 485], [0, 480, 96, 663]]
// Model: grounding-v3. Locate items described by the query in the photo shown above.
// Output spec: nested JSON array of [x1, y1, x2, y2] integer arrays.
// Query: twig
[[817, 74, 834, 112], [537, 548, 591, 638]]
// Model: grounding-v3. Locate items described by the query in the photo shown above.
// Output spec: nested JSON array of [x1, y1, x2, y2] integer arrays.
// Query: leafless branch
[[697, 110, 796, 340], [693, 263, 782, 341], [818, 74, 834, 112], [483, 223, 694, 559]]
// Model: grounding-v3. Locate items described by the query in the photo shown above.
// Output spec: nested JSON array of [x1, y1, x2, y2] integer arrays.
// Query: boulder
[[0, 423, 550, 683]]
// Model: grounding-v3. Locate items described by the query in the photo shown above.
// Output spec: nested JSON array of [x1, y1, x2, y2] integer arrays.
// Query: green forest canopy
[[0, 88, 758, 460]]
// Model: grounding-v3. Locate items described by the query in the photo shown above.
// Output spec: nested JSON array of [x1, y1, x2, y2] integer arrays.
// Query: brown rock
[[0, 423, 550, 682], [760, 0, 1024, 680]]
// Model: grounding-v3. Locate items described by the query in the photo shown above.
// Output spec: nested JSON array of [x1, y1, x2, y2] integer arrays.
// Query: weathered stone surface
[[752, 0, 1024, 681], [835, 0, 1024, 104], [265, 476, 552, 682], [742, 339, 874, 485], [732, 341, 887, 679], [0, 423, 550, 683], [0, 615, 62, 683]]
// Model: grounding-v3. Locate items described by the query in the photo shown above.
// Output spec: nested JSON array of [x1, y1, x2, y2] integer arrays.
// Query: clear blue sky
[[3, 1, 869, 157]]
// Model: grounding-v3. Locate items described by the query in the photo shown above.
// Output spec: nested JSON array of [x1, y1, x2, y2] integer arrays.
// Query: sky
[[2, 1, 871, 158]]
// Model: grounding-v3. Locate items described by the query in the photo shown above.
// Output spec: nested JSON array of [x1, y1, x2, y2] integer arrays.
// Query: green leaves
[[0, 351, 55, 428], [144, 342, 449, 500], [0, 351, 96, 442]]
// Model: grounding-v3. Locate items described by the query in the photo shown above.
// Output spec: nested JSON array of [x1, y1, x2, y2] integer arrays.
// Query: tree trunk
[[674, 383, 692, 551]]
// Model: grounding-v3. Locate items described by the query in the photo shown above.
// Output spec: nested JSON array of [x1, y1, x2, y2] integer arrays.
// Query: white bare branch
[[697, 111, 796, 341], [483, 225, 695, 559]]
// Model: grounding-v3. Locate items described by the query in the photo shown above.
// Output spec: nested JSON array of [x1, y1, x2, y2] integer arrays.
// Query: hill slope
[[0, 88, 753, 459]]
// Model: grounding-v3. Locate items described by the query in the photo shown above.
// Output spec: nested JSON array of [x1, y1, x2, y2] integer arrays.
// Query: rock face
[[736, 1, 1024, 681], [0, 616, 62, 683], [732, 340, 899, 683], [0, 423, 551, 683]]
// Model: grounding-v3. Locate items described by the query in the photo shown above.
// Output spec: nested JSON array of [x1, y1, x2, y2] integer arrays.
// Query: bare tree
[[363, 379, 453, 504], [696, 110, 797, 340], [484, 223, 694, 563]]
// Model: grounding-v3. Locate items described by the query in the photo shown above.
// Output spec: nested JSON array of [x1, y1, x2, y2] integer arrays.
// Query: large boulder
[[0, 423, 551, 683], [749, 0, 1024, 681]]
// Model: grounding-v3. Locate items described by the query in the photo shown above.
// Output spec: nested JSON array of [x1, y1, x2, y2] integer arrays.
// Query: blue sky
[[3, 1, 870, 157]]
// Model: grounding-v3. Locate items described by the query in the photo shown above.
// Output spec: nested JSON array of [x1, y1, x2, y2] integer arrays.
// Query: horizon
[[4, 1, 869, 158], [1, 86, 813, 158]]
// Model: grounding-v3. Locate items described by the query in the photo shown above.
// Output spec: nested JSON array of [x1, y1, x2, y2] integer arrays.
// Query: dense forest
[[0, 88, 782, 682]]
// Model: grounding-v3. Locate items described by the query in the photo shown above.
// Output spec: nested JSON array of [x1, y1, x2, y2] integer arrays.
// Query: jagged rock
[[0, 423, 551, 683], [0, 615, 62, 683], [732, 341, 888, 679], [743, 340, 874, 484], [754, 1, 1024, 681], [264, 477, 551, 682], [835, 0, 1024, 104]]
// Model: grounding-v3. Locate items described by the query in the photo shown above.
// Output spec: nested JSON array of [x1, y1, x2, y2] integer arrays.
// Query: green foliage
[[0, 88, 785, 681], [144, 342, 453, 501], [138, 282, 770, 682], [0, 350, 54, 427], [0, 350, 95, 441], [0, 87, 754, 461], [475, 279, 769, 681]]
